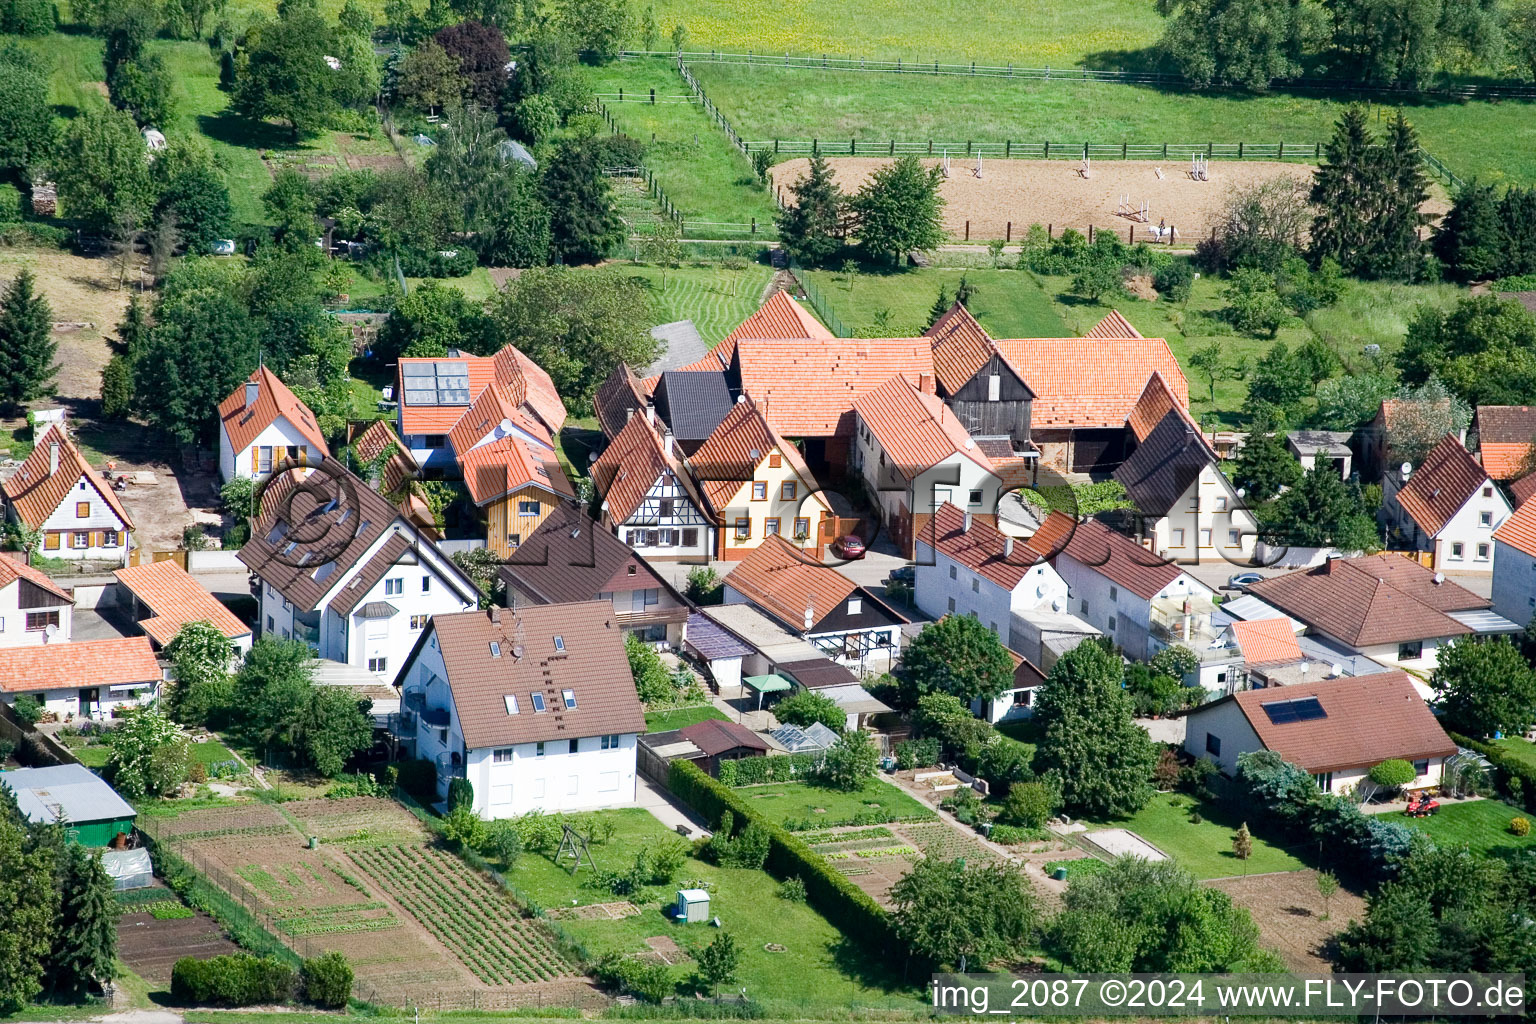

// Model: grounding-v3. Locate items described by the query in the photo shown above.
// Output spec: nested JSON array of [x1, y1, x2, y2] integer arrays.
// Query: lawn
[[504, 807, 921, 1013], [731, 778, 936, 828], [690, 61, 1536, 184], [596, 261, 776, 344], [73, 745, 110, 768], [585, 61, 780, 233], [190, 738, 237, 765], [803, 265, 1066, 338], [644, 705, 730, 732], [1491, 737, 1536, 772], [1380, 799, 1536, 860], [1083, 792, 1306, 879]]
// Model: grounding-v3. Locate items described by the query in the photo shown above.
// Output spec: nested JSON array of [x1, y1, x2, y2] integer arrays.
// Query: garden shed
[[0, 763, 136, 846]]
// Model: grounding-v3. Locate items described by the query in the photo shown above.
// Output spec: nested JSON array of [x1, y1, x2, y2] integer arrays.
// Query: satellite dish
[[1400, 461, 1413, 478], [1433, 572, 1445, 585], [43, 623, 59, 641], [1051, 597, 1065, 613], [1330, 663, 1343, 677]]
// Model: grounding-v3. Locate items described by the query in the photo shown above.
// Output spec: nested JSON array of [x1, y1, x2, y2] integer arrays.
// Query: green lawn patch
[[1044, 857, 1109, 880], [191, 739, 238, 765], [1380, 799, 1536, 860], [503, 807, 920, 1013], [1490, 737, 1536, 773], [644, 705, 730, 732], [73, 745, 111, 769], [733, 778, 936, 828], [1083, 792, 1305, 879], [690, 61, 1536, 185], [803, 266, 1066, 338], [598, 261, 776, 344]]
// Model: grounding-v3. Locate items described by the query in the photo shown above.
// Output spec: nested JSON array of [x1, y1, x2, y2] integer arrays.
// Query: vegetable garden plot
[[286, 797, 433, 843], [348, 844, 577, 987], [150, 804, 290, 840]]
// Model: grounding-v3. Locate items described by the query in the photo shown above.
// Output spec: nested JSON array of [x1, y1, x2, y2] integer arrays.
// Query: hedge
[[171, 954, 293, 1006], [667, 760, 892, 949], [717, 753, 817, 786], [1448, 731, 1536, 812]]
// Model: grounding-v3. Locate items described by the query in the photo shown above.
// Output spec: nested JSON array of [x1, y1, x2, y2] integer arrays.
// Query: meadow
[[1381, 799, 1536, 861], [602, 260, 776, 343], [1082, 792, 1306, 880], [685, 61, 1536, 185]]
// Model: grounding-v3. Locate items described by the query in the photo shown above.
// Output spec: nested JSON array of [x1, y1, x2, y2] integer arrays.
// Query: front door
[[78, 687, 99, 715]]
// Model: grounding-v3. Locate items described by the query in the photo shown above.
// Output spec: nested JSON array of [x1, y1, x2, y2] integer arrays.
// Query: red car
[[831, 534, 866, 559]]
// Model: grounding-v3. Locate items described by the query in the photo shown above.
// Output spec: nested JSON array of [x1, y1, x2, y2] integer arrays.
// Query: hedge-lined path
[[636, 776, 714, 839]]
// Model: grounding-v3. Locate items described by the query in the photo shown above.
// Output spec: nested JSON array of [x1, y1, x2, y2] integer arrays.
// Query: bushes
[[171, 954, 293, 1006], [667, 760, 892, 949], [717, 753, 817, 787], [447, 776, 475, 811], [595, 953, 673, 1003], [395, 758, 438, 804], [999, 781, 1057, 829], [1446, 731, 1536, 812], [1512, 816, 1531, 837], [300, 952, 353, 1008], [1368, 759, 1417, 791], [704, 811, 770, 869], [894, 736, 940, 770]]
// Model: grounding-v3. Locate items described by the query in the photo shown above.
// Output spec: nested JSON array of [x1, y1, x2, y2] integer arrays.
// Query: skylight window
[[553, 635, 565, 652], [1260, 697, 1327, 724], [266, 522, 289, 544], [503, 694, 519, 714], [312, 561, 336, 583], [282, 540, 298, 555], [562, 688, 576, 709], [530, 692, 547, 713], [489, 641, 502, 658]]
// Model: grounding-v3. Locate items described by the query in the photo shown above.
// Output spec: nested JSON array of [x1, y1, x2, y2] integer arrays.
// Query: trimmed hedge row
[[717, 753, 817, 786], [1448, 731, 1536, 812], [171, 954, 293, 1006], [667, 760, 892, 948]]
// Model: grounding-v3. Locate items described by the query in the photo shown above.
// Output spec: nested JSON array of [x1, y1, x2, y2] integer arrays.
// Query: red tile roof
[[349, 421, 436, 535], [703, 290, 832, 371], [2, 426, 134, 532], [1230, 617, 1302, 666], [0, 553, 72, 604], [734, 336, 935, 438], [680, 718, 768, 756], [1394, 434, 1490, 537], [724, 534, 902, 631], [397, 346, 565, 436], [457, 435, 574, 507], [1084, 310, 1144, 339], [217, 365, 330, 459], [591, 413, 709, 525], [686, 396, 823, 515], [853, 375, 995, 477], [1046, 513, 1191, 600], [0, 637, 161, 693], [1513, 470, 1536, 509], [925, 303, 997, 393], [1493, 498, 1536, 558], [421, 603, 645, 748], [113, 560, 250, 645], [1126, 372, 1201, 443], [1474, 406, 1536, 479], [493, 346, 567, 435], [447, 381, 553, 458], [1222, 672, 1456, 774], [922, 502, 1054, 591], [994, 338, 1187, 429], [1246, 554, 1486, 647]]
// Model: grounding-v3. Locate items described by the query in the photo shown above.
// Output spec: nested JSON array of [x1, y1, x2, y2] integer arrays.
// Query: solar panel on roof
[[401, 363, 434, 378], [403, 389, 436, 406], [1260, 697, 1327, 724]]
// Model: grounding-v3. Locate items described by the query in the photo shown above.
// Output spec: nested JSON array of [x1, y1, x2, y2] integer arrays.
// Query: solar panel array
[[401, 360, 472, 406], [1259, 696, 1327, 724]]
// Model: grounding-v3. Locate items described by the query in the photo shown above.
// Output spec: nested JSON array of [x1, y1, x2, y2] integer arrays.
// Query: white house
[[238, 462, 482, 679], [1181, 671, 1457, 796], [913, 501, 1067, 654], [396, 602, 645, 816], [852, 374, 1003, 558], [0, 554, 73, 648], [2, 426, 133, 565], [591, 411, 716, 561], [1248, 552, 1518, 674], [216, 366, 331, 483], [1489, 501, 1536, 627], [1383, 434, 1511, 573], [1035, 512, 1231, 688], [1115, 379, 1257, 563], [0, 637, 162, 719]]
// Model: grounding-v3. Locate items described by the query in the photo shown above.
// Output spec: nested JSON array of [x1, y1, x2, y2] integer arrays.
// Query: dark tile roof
[[1246, 554, 1486, 647], [421, 603, 645, 748], [776, 657, 858, 689], [653, 371, 735, 446], [1114, 409, 1218, 517], [680, 719, 768, 757], [496, 501, 682, 608], [1394, 434, 1489, 537], [1040, 513, 1188, 601], [593, 364, 653, 440]]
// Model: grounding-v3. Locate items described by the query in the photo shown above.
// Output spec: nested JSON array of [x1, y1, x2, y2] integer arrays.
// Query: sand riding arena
[[771, 157, 1448, 244]]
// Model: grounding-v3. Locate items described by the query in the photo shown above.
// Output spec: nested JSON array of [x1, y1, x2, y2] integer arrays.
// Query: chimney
[[646, 404, 655, 425], [804, 601, 814, 630], [626, 406, 635, 422], [245, 379, 259, 410], [663, 430, 675, 456], [918, 372, 935, 394], [1004, 536, 1014, 558], [48, 440, 59, 476]]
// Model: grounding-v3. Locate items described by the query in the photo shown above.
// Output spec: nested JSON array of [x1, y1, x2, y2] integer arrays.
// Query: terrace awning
[[742, 672, 793, 711]]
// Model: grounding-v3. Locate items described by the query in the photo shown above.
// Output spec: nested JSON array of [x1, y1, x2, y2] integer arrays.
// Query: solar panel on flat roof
[[1260, 696, 1327, 725]]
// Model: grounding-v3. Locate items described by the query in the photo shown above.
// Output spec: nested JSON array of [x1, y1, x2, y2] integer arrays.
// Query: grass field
[[1491, 737, 1536, 772], [731, 778, 935, 827], [1083, 792, 1306, 879], [587, 61, 780, 231], [688, 61, 1536, 185], [1381, 799, 1536, 860], [802, 265, 1066, 338], [643, 705, 730, 732], [600, 260, 776, 343], [505, 807, 921, 1013]]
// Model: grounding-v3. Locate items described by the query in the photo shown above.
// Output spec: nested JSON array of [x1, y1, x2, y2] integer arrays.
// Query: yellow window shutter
[[299, 446, 307, 467], [251, 446, 260, 473]]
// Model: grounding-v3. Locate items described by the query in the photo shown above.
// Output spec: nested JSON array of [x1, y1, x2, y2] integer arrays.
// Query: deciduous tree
[[1431, 635, 1536, 739], [1159, 0, 1320, 89], [890, 859, 1038, 969], [897, 614, 1016, 707], [233, 6, 337, 140], [816, 730, 878, 791], [433, 20, 508, 108], [0, 45, 53, 171], [52, 105, 156, 233], [106, 704, 191, 799], [852, 155, 945, 264]]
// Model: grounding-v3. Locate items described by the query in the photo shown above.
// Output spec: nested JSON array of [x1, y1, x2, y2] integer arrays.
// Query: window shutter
[[299, 447, 308, 467], [251, 446, 260, 473]]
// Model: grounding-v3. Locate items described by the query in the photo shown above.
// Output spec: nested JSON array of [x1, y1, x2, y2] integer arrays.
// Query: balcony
[[1149, 596, 1230, 661], [388, 709, 417, 738], [434, 752, 465, 779], [292, 617, 320, 649]]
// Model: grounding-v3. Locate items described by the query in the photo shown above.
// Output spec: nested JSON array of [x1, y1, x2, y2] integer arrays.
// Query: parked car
[[887, 565, 915, 585], [831, 534, 866, 560], [1226, 571, 1264, 590]]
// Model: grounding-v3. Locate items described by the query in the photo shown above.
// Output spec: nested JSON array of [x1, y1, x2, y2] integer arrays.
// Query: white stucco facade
[[1491, 537, 1536, 628], [1144, 465, 1259, 563], [0, 583, 72, 648], [1052, 551, 1215, 663], [1384, 477, 1511, 573], [219, 417, 324, 484], [34, 475, 130, 565], [913, 537, 1069, 652]]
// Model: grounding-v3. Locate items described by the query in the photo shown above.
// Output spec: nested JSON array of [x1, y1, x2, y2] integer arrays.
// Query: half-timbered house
[[590, 412, 716, 561]]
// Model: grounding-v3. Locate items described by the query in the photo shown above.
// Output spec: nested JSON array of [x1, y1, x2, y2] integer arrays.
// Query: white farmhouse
[[396, 602, 645, 816], [913, 501, 1067, 652], [0, 554, 73, 648], [0, 637, 162, 719], [2, 426, 133, 565], [1383, 434, 1511, 573], [238, 462, 481, 679], [1492, 499, 1536, 627], [851, 374, 1002, 558], [591, 411, 716, 561], [216, 367, 331, 483]]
